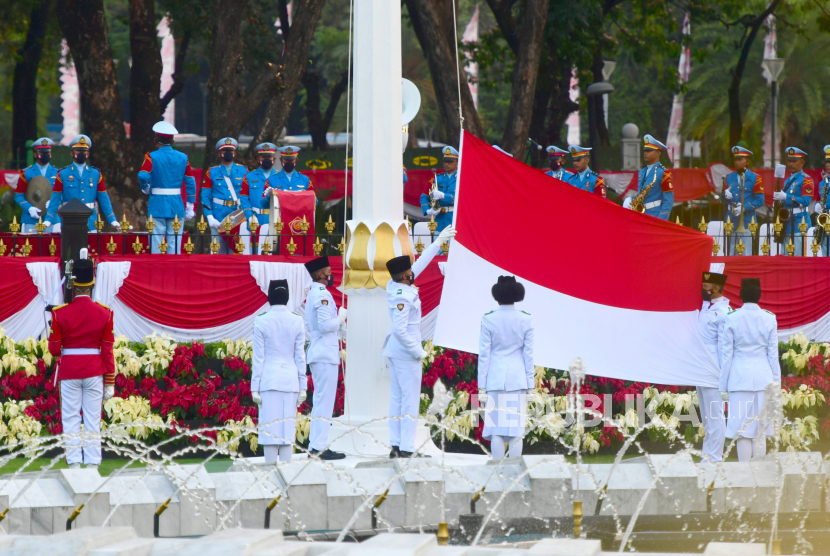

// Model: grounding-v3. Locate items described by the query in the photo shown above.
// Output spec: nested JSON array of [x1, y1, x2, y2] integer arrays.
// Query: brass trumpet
[[816, 174, 830, 244]]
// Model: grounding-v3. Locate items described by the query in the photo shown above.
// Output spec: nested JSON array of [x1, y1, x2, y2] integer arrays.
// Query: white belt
[[791, 207, 804, 214], [150, 188, 180, 195], [252, 208, 265, 214], [62, 348, 100, 355], [85, 202, 97, 209], [644, 201, 661, 209]]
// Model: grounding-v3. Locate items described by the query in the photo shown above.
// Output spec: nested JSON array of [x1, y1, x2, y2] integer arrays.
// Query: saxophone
[[631, 169, 658, 213], [816, 173, 830, 244]]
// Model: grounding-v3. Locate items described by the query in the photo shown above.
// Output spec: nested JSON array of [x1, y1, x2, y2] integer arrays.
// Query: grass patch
[[0, 457, 234, 477]]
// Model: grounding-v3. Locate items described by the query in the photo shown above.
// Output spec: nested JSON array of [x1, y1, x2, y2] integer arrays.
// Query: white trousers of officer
[[309, 363, 338, 452], [60, 376, 104, 465], [150, 217, 184, 254], [388, 357, 421, 453], [696, 386, 725, 462]]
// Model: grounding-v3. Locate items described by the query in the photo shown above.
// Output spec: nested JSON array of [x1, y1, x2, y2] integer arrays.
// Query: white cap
[[152, 121, 178, 136], [709, 263, 725, 274], [80, 248, 89, 260]]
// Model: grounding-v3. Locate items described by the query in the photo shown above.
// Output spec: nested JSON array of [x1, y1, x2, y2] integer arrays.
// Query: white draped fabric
[[1, 262, 63, 341]]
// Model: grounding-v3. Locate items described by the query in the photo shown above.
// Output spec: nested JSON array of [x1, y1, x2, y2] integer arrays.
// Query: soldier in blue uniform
[[241, 142, 277, 252], [723, 146, 764, 255], [15, 137, 59, 233], [623, 135, 673, 220], [201, 137, 251, 254], [816, 145, 830, 217], [419, 146, 457, 233], [43, 135, 119, 232], [773, 147, 814, 256], [263, 146, 315, 194], [138, 122, 197, 254], [565, 145, 606, 198], [544, 146, 572, 182]]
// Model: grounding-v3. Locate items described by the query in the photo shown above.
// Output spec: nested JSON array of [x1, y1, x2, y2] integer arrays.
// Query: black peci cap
[[268, 279, 290, 305], [386, 255, 412, 275], [304, 256, 330, 275]]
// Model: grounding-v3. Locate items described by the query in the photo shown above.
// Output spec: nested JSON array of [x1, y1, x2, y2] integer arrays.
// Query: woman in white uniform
[[719, 278, 781, 462], [478, 276, 535, 459], [251, 279, 308, 463]]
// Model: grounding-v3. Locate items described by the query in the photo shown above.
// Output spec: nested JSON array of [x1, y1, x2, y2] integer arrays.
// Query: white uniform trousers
[[726, 390, 773, 439], [150, 217, 184, 254], [308, 362, 338, 452], [60, 375, 104, 465], [258, 390, 299, 446], [388, 357, 422, 453], [696, 386, 725, 462]]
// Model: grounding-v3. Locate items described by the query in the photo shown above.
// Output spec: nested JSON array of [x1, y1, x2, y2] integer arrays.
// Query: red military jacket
[[48, 295, 116, 384]]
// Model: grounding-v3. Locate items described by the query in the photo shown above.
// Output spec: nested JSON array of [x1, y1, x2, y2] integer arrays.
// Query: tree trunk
[[11, 0, 52, 169], [528, 54, 552, 167], [245, 0, 328, 160], [728, 0, 782, 146], [56, 0, 142, 222], [303, 69, 327, 150], [129, 0, 163, 155], [405, 0, 485, 144], [500, 0, 549, 159], [545, 61, 577, 146], [323, 71, 349, 132]]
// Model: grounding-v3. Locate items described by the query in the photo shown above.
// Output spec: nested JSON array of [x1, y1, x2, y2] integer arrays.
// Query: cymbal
[[25, 175, 52, 212]]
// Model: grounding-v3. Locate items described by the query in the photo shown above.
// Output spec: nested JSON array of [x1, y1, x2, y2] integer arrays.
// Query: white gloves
[[773, 191, 787, 202], [251, 392, 262, 405], [185, 202, 195, 220], [263, 186, 273, 197], [431, 189, 445, 201], [436, 225, 457, 244], [297, 390, 307, 406], [52, 223, 61, 233], [207, 215, 221, 229], [141, 186, 150, 195], [478, 389, 489, 404], [43, 220, 52, 228], [623, 197, 633, 209], [418, 349, 429, 361], [110, 220, 120, 228], [426, 207, 440, 216], [732, 204, 741, 217], [724, 189, 733, 200], [28, 207, 41, 219], [720, 391, 729, 403], [104, 385, 115, 401], [816, 203, 824, 215]]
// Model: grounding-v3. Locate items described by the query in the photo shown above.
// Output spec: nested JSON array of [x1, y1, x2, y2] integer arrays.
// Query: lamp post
[[586, 81, 614, 170], [762, 57, 784, 167]]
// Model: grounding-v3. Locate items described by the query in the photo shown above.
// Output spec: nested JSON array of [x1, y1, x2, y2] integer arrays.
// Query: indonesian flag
[[272, 190, 316, 255], [434, 132, 721, 387]]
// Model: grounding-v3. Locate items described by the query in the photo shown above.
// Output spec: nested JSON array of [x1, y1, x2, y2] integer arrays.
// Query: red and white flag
[[434, 131, 721, 387]]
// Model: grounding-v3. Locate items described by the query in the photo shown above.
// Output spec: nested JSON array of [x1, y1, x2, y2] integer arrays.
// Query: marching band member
[[138, 121, 197, 254], [719, 278, 781, 462], [813, 145, 830, 220], [241, 142, 277, 252], [264, 146, 315, 194], [723, 146, 764, 255], [303, 256, 347, 460], [477, 276, 534, 460], [48, 250, 115, 470], [623, 135, 673, 220], [384, 225, 457, 458], [16, 137, 58, 233], [697, 269, 729, 462], [251, 279, 307, 463], [544, 146, 572, 181], [773, 147, 813, 256], [44, 135, 119, 232], [200, 137, 250, 254], [566, 145, 606, 197], [419, 146, 458, 233]]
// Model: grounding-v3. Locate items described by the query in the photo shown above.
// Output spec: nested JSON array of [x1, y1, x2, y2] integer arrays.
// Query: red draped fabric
[[98, 254, 445, 330], [0, 256, 59, 321], [721, 257, 830, 330]]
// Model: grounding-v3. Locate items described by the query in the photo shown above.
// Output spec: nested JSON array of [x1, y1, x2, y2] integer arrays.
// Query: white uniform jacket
[[718, 303, 781, 392], [251, 306, 308, 393], [478, 306, 534, 392], [305, 284, 340, 364], [697, 297, 730, 367], [382, 239, 444, 361]]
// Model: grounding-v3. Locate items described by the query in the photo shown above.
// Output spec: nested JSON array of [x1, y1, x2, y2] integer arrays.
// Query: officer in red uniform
[[48, 250, 115, 470]]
